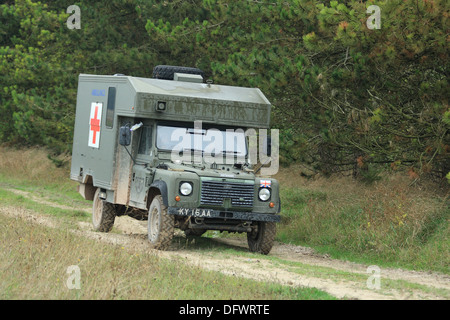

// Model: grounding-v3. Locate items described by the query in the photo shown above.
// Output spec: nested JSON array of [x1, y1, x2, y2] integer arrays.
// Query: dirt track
[[1, 186, 449, 300]]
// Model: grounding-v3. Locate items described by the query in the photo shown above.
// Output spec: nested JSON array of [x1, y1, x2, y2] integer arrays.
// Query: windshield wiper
[[180, 149, 244, 156], [219, 150, 243, 155], [182, 148, 204, 154]]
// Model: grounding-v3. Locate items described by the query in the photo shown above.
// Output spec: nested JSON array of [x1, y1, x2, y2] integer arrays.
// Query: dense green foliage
[[0, 0, 448, 178]]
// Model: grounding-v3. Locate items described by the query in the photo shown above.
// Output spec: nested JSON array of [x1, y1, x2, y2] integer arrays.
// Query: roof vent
[[174, 72, 203, 83]]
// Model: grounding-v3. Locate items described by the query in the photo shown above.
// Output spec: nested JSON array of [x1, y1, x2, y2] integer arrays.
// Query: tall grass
[[0, 213, 334, 299], [0, 146, 87, 205], [0, 146, 336, 300], [275, 166, 449, 273], [0, 146, 70, 184], [1, 146, 448, 274]]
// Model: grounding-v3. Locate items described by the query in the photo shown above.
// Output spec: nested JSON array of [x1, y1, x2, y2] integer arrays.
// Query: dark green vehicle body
[[70, 68, 280, 253]]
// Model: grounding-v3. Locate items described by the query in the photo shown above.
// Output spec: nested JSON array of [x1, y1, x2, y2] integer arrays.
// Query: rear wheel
[[247, 222, 276, 255], [92, 188, 116, 232], [148, 195, 174, 250]]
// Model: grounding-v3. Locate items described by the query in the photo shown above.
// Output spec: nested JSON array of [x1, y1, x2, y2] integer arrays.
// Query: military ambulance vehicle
[[70, 65, 281, 254]]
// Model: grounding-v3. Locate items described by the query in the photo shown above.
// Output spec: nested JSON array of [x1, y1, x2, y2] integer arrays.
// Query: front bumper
[[168, 207, 281, 223]]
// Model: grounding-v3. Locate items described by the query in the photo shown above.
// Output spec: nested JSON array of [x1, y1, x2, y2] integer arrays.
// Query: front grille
[[200, 180, 254, 208]]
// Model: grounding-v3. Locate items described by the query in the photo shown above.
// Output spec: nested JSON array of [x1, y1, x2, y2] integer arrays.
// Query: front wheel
[[247, 222, 276, 255], [148, 195, 174, 250]]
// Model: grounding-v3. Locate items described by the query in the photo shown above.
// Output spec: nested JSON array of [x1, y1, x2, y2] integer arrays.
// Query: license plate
[[175, 208, 212, 218]]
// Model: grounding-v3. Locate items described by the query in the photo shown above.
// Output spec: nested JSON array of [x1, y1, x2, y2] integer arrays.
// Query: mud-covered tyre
[[92, 188, 116, 232], [247, 222, 276, 255], [152, 65, 204, 80], [148, 195, 174, 250]]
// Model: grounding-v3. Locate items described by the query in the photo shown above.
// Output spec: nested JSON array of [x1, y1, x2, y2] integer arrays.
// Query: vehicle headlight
[[179, 182, 193, 196], [258, 188, 271, 201]]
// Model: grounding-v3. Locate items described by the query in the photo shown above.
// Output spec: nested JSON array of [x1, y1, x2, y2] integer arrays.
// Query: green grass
[[0, 174, 92, 207], [2, 158, 448, 275], [0, 145, 448, 298], [0, 213, 335, 300], [0, 145, 336, 300], [277, 184, 449, 274], [0, 188, 90, 222]]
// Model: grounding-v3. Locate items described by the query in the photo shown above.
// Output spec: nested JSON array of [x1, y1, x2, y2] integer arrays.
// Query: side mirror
[[119, 125, 131, 146]]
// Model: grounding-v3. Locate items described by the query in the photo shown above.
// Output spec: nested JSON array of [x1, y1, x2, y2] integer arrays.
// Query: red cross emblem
[[88, 103, 102, 148], [90, 106, 100, 144]]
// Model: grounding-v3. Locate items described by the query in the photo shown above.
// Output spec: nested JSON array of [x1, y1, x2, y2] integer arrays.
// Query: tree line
[[0, 0, 448, 181]]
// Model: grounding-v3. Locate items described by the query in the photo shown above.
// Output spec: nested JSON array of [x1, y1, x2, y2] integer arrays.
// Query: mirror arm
[[124, 145, 136, 165], [119, 123, 139, 164]]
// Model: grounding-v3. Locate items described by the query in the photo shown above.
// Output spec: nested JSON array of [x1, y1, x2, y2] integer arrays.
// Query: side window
[[105, 87, 116, 128], [138, 126, 152, 155]]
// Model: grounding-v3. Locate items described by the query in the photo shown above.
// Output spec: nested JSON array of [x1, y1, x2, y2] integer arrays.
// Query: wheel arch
[[77, 175, 96, 201], [147, 180, 168, 208]]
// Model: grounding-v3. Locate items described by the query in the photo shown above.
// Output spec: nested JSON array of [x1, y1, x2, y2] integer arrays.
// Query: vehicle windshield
[[156, 124, 247, 156]]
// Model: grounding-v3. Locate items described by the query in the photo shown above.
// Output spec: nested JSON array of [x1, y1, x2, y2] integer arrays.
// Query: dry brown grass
[[274, 162, 448, 197], [0, 204, 334, 300], [274, 163, 449, 273], [0, 146, 70, 186], [1, 146, 448, 273]]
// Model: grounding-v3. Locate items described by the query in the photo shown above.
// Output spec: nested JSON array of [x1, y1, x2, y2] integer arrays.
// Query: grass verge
[[0, 213, 335, 300], [275, 167, 449, 274], [1, 145, 448, 276]]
